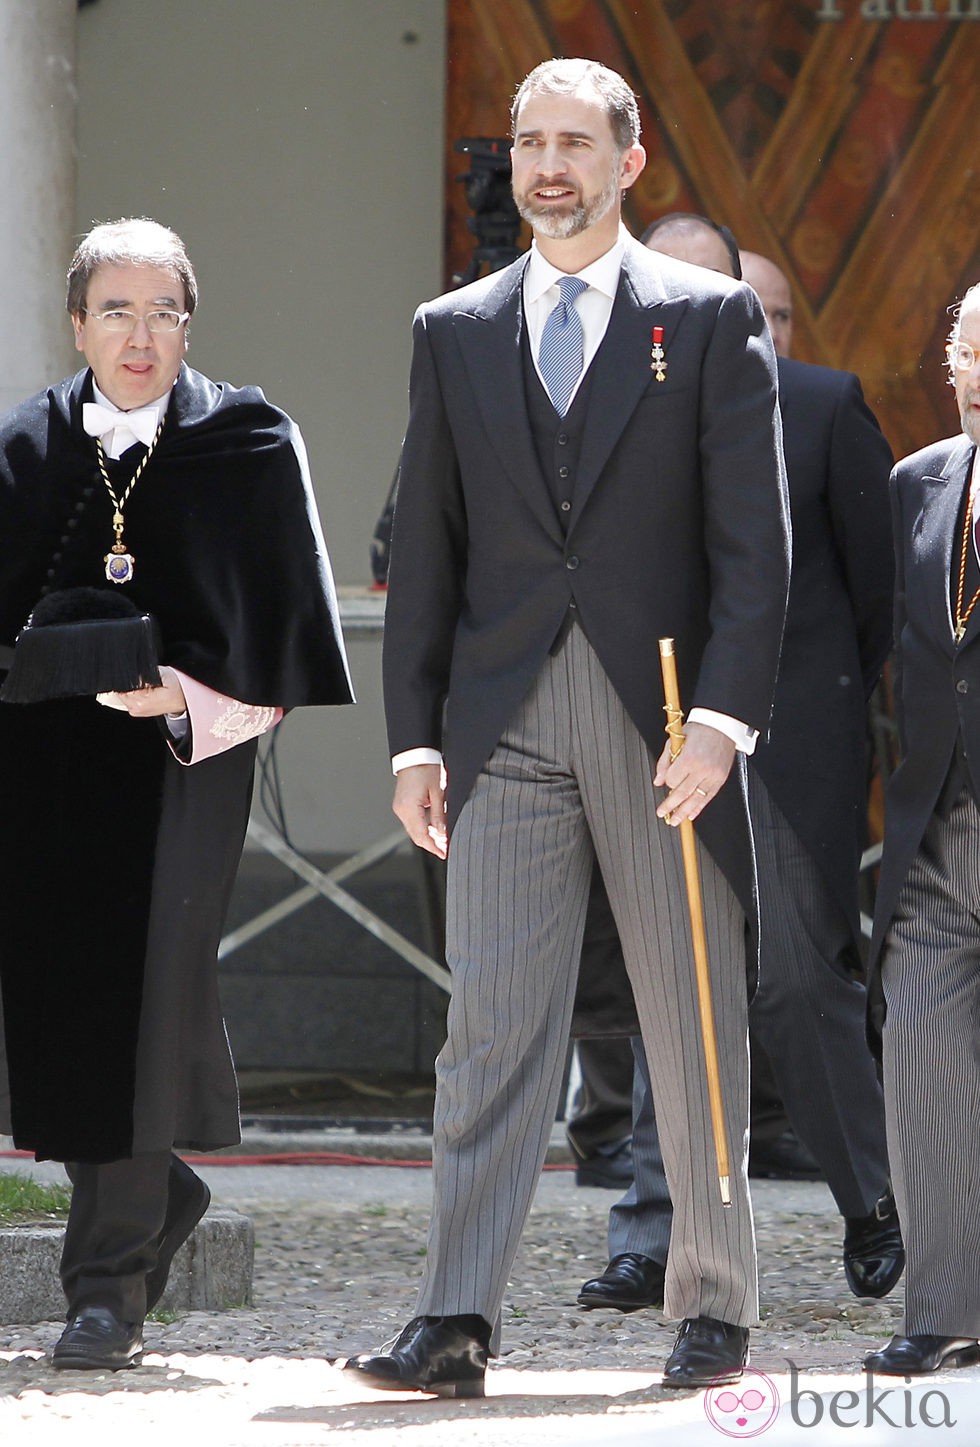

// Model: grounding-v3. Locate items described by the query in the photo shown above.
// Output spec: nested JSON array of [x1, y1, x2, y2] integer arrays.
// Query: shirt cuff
[[392, 747, 443, 775], [169, 668, 282, 765], [688, 708, 758, 756]]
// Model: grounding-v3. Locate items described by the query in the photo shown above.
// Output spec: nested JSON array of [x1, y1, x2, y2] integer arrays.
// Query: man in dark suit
[[340, 59, 789, 1395], [864, 283, 980, 1376], [578, 222, 903, 1316]]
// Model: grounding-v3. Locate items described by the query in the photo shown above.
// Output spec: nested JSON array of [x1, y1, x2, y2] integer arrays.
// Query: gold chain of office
[[954, 479, 980, 643], [96, 418, 166, 584]]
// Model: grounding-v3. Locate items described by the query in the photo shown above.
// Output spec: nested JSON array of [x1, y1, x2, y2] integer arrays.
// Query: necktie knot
[[557, 275, 588, 307], [539, 276, 589, 417]]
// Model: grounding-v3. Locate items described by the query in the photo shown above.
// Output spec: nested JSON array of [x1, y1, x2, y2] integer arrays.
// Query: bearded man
[[340, 58, 789, 1393]]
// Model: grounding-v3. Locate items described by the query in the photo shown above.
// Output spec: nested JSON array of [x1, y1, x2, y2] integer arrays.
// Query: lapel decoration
[[913, 439, 976, 650], [452, 258, 565, 545], [650, 325, 667, 382]]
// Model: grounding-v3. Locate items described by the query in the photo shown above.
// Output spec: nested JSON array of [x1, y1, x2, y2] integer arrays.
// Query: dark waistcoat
[[522, 324, 595, 529]]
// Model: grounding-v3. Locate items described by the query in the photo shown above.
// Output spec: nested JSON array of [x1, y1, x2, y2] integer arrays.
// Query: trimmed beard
[[515, 168, 622, 241]]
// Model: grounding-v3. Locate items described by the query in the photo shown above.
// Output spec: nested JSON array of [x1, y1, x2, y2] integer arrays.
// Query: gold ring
[[694, 787, 708, 797]]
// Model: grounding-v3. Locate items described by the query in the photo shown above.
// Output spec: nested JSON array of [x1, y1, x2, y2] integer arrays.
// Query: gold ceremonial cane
[[658, 637, 732, 1208]]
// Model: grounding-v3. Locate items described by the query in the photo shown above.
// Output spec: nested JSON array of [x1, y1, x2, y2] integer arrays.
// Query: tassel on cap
[[0, 588, 161, 704]]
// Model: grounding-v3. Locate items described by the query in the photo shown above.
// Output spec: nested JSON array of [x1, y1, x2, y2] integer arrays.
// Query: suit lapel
[[453, 257, 563, 543], [452, 243, 692, 539], [950, 439, 980, 649], [571, 245, 689, 528], [914, 438, 975, 650]]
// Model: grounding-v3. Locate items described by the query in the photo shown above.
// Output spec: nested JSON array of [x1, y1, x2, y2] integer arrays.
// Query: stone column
[[0, 0, 77, 416]]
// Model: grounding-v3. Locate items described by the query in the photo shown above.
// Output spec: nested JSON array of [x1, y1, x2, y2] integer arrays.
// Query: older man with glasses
[[0, 217, 353, 1371], [864, 282, 980, 1376]]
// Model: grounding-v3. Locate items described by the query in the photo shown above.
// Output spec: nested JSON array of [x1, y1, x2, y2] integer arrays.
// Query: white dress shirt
[[523, 231, 626, 411], [392, 229, 756, 772]]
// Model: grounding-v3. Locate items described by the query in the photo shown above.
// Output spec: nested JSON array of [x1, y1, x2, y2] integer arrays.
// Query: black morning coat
[[0, 363, 353, 1161], [382, 237, 791, 928], [756, 356, 894, 968], [867, 433, 979, 1046], [572, 355, 895, 1037]]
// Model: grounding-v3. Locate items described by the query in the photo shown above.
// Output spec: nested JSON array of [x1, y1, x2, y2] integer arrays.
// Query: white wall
[[75, 0, 447, 851], [0, 0, 77, 413]]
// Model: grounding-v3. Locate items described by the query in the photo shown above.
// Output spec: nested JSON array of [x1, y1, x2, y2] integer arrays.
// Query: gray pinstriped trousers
[[415, 625, 757, 1341], [881, 786, 980, 1336], [606, 772, 890, 1266]]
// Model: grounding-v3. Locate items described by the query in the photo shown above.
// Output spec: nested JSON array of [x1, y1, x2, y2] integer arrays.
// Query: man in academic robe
[[339, 59, 789, 1395], [0, 218, 353, 1370]]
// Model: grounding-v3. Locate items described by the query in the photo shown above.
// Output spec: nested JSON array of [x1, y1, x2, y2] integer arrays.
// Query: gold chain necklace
[[96, 417, 165, 584], [953, 476, 980, 643]]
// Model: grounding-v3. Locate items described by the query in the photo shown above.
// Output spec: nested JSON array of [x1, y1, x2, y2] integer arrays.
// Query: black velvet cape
[[0, 365, 353, 1161]]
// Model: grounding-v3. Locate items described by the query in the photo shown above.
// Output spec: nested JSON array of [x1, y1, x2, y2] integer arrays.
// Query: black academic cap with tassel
[[0, 587, 161, 703]]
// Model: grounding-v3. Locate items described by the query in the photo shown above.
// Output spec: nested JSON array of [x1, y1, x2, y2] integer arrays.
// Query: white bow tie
[[82, 402, 160, 450]]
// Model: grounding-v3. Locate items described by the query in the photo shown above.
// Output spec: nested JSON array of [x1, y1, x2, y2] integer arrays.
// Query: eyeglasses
[[947, 341, 980, 372], [83, 308, 190, 334]]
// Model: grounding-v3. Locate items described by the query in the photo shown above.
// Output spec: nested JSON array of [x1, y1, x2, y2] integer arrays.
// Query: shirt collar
[[91, 380, 174, 421], [525, 225, 629, 305]]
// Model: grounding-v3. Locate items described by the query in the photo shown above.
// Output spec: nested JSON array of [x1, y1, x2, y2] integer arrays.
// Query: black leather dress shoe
[[339, 1314, 491, 1397], [843, 1188, 905, 1299], [145, 1161, 211, 1312], [578, 1253, 666, 1312], [864, 1334, 980, 1375], [574, 1138, 634, 1189], [748, 1129, 823, 1180], [662, 1316, 749, 1389], [52, 1306, 143, 1371]]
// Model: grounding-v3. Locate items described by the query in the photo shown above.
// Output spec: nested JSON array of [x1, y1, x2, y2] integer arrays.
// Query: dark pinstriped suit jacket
[[382, 237, 790, 917], [869, 434, 979, 1038]]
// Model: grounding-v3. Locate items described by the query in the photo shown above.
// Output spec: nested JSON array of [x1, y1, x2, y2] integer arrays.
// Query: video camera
[[452, 137, 524, 286]]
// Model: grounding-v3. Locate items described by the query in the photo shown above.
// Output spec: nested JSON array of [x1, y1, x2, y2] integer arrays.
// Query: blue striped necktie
[[538, 275, 589, 416]]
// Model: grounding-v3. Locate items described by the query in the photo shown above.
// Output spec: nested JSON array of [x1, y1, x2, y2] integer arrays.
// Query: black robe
[[0, 364, 353, 1162]]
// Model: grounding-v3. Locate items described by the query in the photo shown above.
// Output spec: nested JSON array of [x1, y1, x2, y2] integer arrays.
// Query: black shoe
[[574, 1138, 634, 1189], [52, 1306, 143, 1371], [843, 1188, 905, 1299], [339, 1314, 491, 1397], [662, 1316, 749, 1389], [748, 1129, 823, 1181], [864, 1334, 980, 1376], [578, 1253, 666, 1312], [145, 1159, 211, 1312]]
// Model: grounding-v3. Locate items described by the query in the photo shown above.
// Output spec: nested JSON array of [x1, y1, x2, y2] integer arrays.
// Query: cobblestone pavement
[[3, 1159, 978, 1446]]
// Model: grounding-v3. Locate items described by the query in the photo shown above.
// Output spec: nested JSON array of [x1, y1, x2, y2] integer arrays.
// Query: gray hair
[[946, 282, 980, 381], [949, 283, 980, 343], [66, 218, 198, 317], [511, 59, 641, 153]]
